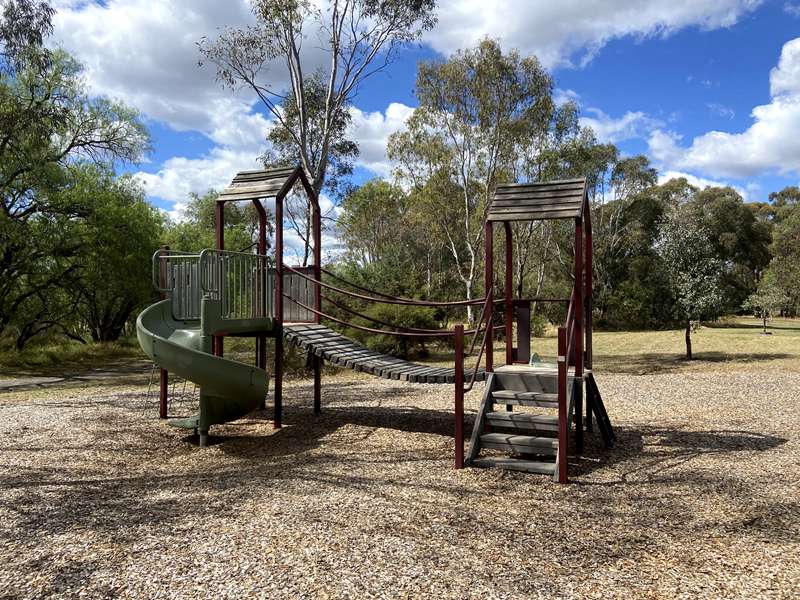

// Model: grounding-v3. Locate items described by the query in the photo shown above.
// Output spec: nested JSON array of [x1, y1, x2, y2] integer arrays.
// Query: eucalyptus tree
[[686, 186, 772, 311], [743, 275, 789, 334], [764, 202, 800, 314], [199, 0, 437, 262], [388, 39, 556, 322], [657, 207, 724, 360]]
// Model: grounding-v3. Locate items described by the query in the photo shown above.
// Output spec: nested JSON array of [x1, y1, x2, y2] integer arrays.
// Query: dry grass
[[591, 316, 800, 374], [424, 317, 800, 377], [1, 360, 799, 598]]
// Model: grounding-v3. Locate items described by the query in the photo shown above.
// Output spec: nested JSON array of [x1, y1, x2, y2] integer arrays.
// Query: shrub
[[344, 304, 440, 358]]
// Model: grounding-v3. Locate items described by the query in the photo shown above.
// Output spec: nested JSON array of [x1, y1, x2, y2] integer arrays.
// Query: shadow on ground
[[571, 425, 786, 481], [595, 352, 793, 374]]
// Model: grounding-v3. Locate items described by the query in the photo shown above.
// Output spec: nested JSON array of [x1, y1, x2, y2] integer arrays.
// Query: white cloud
[[53, 1, 260, 135], [136, 147, 263, 212], [554, 88, 581, 106], [53, 0, 330, 139], [784, 2, 800, 17], [347, 103, 414, 177], [579, 109, 661, 144], [770, 37, 800, 97], [428, 0, 763, 68], [54, 1, 412, 210], [658, 170, 750, 200], [52, 1, 774, 208], [707, 103, 735, 119], [134, 100, 273, 216], [648, 37, 800, 179]]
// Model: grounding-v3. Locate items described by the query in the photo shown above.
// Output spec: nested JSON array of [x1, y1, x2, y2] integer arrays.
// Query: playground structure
[[136, 166, 614, 482]]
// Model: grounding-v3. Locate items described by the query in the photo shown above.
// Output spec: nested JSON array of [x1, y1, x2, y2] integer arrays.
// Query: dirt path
[[0, 362, 152, 392]]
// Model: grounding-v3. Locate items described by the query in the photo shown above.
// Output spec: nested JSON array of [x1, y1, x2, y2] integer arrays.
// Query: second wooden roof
[[488, 178, 587, 222]]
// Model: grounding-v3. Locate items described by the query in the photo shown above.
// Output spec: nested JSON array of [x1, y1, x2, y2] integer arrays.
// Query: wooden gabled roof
[[487, 178, 587, 222], [218, 165, 301, 202]]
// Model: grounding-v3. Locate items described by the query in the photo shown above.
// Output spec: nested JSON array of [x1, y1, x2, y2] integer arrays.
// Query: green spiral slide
[[136, 299, 269, 445]]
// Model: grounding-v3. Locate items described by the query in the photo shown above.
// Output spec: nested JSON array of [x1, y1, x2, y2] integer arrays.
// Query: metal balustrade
[[152, 248, 314, 322]]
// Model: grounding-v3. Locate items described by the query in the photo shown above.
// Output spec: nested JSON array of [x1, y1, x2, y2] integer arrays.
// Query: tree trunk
[[685, 320, 693, 360], [763, 314, 768, 334], [465, 280, 474, 325]]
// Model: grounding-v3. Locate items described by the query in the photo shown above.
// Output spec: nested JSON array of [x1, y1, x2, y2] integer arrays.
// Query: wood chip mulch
[[0, 369, 798, 599]]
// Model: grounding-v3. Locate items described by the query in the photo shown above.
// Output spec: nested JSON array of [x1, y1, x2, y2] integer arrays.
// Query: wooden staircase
[[466, 366, 614, 481]]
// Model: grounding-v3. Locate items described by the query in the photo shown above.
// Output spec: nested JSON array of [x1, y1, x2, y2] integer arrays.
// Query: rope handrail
[[321, 267, 487, 306], [286, 264, 487, 307], [321, 266, 570, 305], [283, 293, 499, 339], [464, 293, 494, 393], [321, 292, 458, 334]]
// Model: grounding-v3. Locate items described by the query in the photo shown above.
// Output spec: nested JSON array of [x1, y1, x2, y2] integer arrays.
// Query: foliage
[[0, 0, 54, 74], [657, 207, 724, 359], [337, 179, 438, 295], [0, 7, 150, 348], [388, 39, 576, 322], [68, 166, 164, 342], [345, 304, 440, 358], [762, 201, 800, 314], [743, 275, 789, 333], [163, 190, 267, 254], [686, 186, 771, 311]]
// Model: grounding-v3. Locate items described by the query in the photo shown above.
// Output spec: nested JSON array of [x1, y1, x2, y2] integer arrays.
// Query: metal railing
[[199, 249, 270, 321], [152, 249, 206, 320], [152, 248, 315, 322]]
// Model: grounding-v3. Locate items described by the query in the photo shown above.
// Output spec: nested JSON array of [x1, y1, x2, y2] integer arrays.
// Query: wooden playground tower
[[155, 166, 614, 482]]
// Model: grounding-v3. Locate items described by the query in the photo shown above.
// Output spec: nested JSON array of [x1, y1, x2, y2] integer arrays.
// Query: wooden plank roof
[[487, 178, 587, 222], [218, 165, 300, 202], [284, 323, 487, 385]]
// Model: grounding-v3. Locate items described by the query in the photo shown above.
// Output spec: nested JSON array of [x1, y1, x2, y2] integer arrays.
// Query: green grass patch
[[0, 336, 146, 377]]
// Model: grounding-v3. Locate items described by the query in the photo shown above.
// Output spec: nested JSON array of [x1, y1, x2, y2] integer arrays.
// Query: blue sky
[[51, 0, 800, 222]]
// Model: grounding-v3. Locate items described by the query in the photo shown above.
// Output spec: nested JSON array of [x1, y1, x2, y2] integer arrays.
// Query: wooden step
[[471, 457, 556, 475], [485, 412, 559, 432], [480, 433, 559, 455], [491, 390, 558, 408]]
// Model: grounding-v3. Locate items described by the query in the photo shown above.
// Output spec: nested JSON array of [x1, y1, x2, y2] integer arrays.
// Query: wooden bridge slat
[[283, 324, 483, 385]]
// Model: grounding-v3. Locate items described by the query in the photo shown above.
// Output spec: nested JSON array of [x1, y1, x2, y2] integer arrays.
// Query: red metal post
[[313, 193, 322, 414], [584, 197, 594, 431], [159, 371, 168, 419], [584, 198, 593, 371], [484, 220, 493, 373], [454, 323, 464, 469], [158, 245, 169, 419], [504, 222, 513, 366], [557, 327, 568, 483], [274, 194, 284, 429], [214, 201, 225, 358], [254, 199, 268, 410], [574, 218, 584, 454]]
